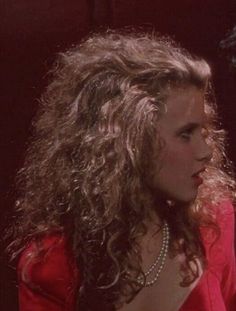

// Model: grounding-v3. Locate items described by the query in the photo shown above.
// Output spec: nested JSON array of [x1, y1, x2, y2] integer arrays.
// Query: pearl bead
[[137, 222, 170, 287]]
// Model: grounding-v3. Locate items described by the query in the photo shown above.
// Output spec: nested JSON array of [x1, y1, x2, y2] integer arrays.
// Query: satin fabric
[[18, 201, 236, 311]]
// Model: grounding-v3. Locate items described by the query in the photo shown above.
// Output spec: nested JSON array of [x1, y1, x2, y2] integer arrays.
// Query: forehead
[[158, 86, 206, 129]]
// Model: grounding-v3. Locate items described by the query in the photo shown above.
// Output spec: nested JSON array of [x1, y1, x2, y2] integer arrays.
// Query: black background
[[1, 1, 236, 309]]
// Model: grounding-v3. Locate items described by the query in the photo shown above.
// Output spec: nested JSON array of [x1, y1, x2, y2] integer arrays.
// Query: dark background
[[1, 1, 236, 309]]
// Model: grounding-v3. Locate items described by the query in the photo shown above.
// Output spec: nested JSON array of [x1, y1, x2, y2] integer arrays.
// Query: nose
[[196, 138, 213, 163]]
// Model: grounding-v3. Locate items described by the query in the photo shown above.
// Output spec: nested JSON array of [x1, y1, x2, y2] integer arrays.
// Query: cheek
[[162, 144, 194, 173]]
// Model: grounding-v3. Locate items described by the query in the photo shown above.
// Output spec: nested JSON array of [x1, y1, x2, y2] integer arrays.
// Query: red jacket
[[18, 201, 236, 311]]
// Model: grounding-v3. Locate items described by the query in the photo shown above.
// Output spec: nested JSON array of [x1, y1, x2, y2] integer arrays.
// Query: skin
[[121, 86, 211, 311], [150, 85, 212, 203]]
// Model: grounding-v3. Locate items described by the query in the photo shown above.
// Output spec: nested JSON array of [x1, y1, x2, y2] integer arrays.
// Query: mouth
[[192, 168, 205, 186]]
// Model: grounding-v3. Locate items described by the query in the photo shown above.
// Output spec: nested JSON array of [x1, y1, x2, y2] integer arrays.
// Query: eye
[[180, 128, 194, 140]]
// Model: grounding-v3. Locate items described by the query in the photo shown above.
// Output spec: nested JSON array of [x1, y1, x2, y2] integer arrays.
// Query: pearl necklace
[[137, 222, 170, 287]]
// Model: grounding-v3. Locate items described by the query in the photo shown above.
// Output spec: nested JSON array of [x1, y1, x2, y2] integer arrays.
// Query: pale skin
[[119, 85, 212, 311], [150, 85, 212, 204]]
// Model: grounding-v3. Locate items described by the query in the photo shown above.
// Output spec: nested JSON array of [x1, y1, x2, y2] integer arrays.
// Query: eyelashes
[[179, 126, 209, 141], [180, 130, 193, 140], [179, 126, 195, 140]]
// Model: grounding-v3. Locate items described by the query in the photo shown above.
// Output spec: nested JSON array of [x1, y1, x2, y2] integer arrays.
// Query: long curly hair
[[8, 30, 235, 310]]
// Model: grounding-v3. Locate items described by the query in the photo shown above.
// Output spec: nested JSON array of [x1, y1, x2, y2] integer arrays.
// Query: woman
[[8, 31, 236, 310]]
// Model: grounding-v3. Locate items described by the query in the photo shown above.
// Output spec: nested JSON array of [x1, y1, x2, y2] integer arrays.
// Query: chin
[[152, 187, 197, 205], [168, 191, 198, 204], [178, 194, 197, 204]]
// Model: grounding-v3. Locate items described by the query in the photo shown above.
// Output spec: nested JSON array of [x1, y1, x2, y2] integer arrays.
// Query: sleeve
[[219, 201, 236, 311], [18, 235, 79, 311]]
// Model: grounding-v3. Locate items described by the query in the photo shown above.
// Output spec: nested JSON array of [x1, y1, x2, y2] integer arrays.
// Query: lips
[[192, 168, 206, 178], [192, 168, 205, 186]]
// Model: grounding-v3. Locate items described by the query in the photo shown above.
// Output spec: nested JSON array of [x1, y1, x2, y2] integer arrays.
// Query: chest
[[118, 255, 202, 311]]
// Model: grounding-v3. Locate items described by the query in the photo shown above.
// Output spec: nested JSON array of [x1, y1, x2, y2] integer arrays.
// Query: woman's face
[[150, 85, 212, 203]]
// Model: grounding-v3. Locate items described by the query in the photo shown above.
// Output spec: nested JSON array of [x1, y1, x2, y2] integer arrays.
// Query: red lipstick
[[192, 168, 205, 186], [192, 175, 203, 186]]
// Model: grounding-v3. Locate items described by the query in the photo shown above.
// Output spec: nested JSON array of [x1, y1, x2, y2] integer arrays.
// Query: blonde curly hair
[[8, 30, 235, 310]]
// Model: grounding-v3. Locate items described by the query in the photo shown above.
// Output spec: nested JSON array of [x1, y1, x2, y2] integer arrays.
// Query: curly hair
[[8, 30, 235, 310]]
